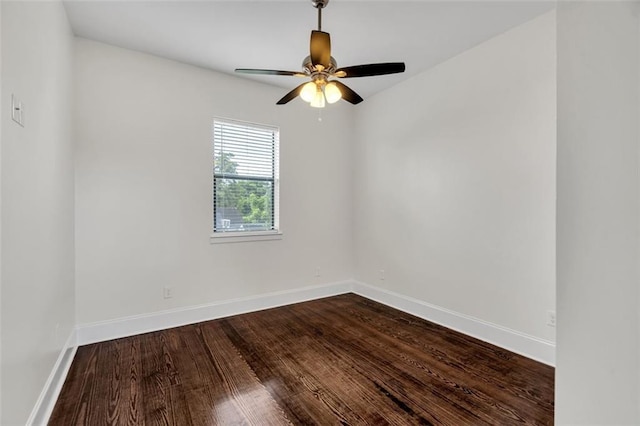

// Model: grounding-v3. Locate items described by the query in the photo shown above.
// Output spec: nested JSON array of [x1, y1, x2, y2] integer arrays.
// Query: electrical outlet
[[547, 310, 556, 327], [163, 286, 173, 299], [11, 94, 24, 127], [379, 269, 385, 280], [315, 267, 321, 277]]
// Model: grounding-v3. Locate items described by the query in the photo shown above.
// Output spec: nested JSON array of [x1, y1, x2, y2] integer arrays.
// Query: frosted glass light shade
[[310, 89, 325, 108], [300, 82, 317, 102], [324, 82, 342, 104]]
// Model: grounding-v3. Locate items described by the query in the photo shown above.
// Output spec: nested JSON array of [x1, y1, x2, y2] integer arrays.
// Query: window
[[212, 118, 279, 240]]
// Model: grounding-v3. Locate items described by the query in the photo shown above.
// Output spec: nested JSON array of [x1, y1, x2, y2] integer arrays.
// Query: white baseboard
[[352, 281, 555, 366], [76, 280, 353, 346], [27, 330, 78, 426], [75, 280, 555, 365], [31, 279, 554, 426]]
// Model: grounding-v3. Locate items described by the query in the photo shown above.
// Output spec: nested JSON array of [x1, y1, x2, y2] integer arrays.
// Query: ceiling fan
[[235, 0, 406, 108]]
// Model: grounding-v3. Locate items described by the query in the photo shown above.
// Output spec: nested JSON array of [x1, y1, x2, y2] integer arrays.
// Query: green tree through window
[[213, 119, 278, 233]]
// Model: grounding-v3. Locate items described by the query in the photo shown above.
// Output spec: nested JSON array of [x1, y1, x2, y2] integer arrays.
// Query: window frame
[[210, 117, 281, 244]]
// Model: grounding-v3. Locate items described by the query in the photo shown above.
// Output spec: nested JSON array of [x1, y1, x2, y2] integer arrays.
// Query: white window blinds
[[213, 119, 279, 233]]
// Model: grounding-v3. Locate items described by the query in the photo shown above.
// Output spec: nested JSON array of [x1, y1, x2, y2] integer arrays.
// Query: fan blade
[[333, 81, 363, 105], [235, 68, 306, 77], [276, 83, 307, 105], [310, 30, 331, 69], [335, 62, 405, 78]]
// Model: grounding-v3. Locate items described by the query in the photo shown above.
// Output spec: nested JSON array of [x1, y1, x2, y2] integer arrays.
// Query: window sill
[[210, 231, 283, 244]]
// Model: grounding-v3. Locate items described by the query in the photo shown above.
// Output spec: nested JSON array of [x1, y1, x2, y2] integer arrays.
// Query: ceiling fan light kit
[[235, 0, 406, 108]]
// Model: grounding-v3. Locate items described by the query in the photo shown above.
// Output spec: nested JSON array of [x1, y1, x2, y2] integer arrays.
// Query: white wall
[[353, 12, 556, 343], [556, 2, 640, 424], [0, 1, 75, 424], [74, 39, 354, 325], [0, 1, 3, 422]]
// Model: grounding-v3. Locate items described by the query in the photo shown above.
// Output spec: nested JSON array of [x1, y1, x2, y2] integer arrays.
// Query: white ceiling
[[63, 0, 554, 101]]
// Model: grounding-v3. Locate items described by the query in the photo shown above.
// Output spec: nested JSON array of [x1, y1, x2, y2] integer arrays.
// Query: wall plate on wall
[[11, 94, 24, 127]]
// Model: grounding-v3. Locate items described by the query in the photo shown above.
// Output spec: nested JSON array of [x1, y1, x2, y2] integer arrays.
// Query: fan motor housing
[[302, 55, 337, 75]]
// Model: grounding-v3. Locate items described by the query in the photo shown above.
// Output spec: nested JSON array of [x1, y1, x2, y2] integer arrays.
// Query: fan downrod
[[311, 0, 329, 30]]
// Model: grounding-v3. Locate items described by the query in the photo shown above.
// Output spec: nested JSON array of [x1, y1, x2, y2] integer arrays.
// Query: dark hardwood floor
[[50, 293, 554, 425]]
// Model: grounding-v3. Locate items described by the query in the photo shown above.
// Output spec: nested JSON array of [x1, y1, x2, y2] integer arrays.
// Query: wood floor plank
[[139, 330, 193, 426], [49, 343, 100, 425], [50, 294, 554, 425], [218, 317, 347, 424], [244, 324, 429, 425], [283, 304, 477, 424], [223, 306, 439, 425], [292, 299, 538, 424], [169, 325, 243, 424], [345, 296, 555, 418], [198, 322, 291, 425], [118, 336, 145, 426]]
